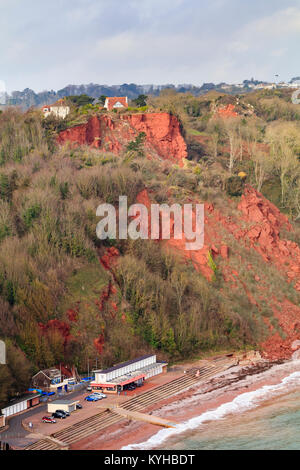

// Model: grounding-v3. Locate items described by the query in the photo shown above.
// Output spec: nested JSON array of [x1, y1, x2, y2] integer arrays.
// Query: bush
[[225, 176, 245, 197]]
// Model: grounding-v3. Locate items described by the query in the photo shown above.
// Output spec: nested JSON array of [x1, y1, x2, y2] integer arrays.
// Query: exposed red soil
[[216, 104, 239, 118], [57, 112, 187, 165], [134, 186, 300, 360]]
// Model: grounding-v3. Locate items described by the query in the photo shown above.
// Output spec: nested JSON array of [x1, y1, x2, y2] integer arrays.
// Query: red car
[[42, 416, 56, 424]]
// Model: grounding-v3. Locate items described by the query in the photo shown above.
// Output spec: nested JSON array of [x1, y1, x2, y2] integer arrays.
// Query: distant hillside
[[5, 82, 252, 110], [5, 84, 191, 109]]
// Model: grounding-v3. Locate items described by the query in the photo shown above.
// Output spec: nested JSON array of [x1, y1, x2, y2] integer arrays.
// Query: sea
[[123, 360, 300, 451]]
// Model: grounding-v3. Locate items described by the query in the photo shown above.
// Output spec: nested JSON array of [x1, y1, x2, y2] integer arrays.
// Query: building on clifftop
[[42, 98, 70, 119], [104, 96, 128, 111]]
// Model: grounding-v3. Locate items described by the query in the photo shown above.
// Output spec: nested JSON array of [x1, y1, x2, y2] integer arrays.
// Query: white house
[[42, 99, 70, 119]]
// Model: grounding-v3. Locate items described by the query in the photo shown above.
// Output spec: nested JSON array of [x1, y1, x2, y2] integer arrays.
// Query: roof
[[51, 98, 68, 107], [92, 373, 146, 388], [32, 368, 61, 380], [105, 96, 128, 110], [42, 99, 68, 109], [51, 399, 79, 405], [2, 393, 40, 410], [95, 354, 156, 375]]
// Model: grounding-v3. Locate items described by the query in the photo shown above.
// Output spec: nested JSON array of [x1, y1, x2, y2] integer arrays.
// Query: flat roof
[[92, 361, 167, 386], [94, 354, 156, 375], [50, 399, 79, 405]]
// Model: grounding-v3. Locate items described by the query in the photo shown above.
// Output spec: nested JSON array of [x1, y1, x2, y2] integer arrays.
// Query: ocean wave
[[122, 370, 300, 450]]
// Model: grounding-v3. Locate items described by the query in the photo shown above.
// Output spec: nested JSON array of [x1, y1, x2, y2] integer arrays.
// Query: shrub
[[225, 175, 245, 197]]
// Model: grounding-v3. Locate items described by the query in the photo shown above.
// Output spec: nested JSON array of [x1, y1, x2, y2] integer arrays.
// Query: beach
[[70, 358, 300, 450]]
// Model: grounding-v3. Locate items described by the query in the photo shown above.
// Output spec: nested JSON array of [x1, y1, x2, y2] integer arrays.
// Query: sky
[[0, 0, 300, 92]]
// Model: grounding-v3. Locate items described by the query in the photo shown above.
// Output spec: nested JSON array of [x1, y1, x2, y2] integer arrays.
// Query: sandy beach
[[70, 358, 300, 450]]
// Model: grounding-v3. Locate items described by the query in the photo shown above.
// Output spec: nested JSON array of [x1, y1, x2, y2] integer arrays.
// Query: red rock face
[[121, 113, 187, 164], [57, 113, 187, 164], [57, 115, 102, 148], [133, 187, 300, 360], [237, 187, 300, 291]]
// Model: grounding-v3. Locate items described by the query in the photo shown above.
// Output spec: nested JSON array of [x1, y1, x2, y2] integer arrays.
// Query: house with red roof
[[104, 96, 128, 111]]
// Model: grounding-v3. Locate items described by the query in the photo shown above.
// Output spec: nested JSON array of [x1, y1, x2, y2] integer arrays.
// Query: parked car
[[92, 392, 107, 399], [52, 411, 66, 419], [42, 416, 56, 424], [76, 403, 83, 410], [90, 394, 102, 400], [56, 409, 70, 417], [86, 386, 92, 392], [84, 395, 101, 402]]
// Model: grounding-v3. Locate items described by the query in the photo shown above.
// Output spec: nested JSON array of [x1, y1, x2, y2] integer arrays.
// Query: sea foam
[[122, 370, 300, 450]]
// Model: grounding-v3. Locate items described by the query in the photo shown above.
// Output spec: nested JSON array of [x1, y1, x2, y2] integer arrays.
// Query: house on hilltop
[[104, 96, 128, 111], [42, 98, 70, 119]]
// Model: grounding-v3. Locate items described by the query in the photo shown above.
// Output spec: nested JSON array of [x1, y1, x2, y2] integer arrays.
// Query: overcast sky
[[1, 0, 300, 92]]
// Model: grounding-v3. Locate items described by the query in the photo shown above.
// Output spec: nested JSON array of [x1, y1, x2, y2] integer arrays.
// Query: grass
[[59, 263, 109, 313], [187, 128, 203, 136], [187, 128, 210, 137]]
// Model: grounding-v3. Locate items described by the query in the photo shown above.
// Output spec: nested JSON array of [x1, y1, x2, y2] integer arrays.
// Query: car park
[[42, 416, 56, 424]]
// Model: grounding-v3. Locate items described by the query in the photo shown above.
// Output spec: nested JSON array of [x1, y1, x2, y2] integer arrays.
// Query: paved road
[[0, 386, 88, 449]]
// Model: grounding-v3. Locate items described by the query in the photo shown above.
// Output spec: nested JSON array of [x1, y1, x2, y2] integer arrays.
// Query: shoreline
[[71, 358, 300, 450]]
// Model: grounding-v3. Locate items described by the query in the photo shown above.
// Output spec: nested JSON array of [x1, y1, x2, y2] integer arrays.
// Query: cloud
[[0, 1, 300, 91]]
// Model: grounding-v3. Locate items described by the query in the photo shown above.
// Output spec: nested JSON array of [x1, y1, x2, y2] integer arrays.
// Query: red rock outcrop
[[236, 187, 300, 291], [216, 104, 238, 118], [57, 112, 187, 165], [121, 113, 187, 164], [57, 115, 102, 148], [133, 186, 300, 360]]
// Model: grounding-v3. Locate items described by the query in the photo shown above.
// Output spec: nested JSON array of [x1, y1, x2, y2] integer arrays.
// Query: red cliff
[[57, 112, 187, 164]]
